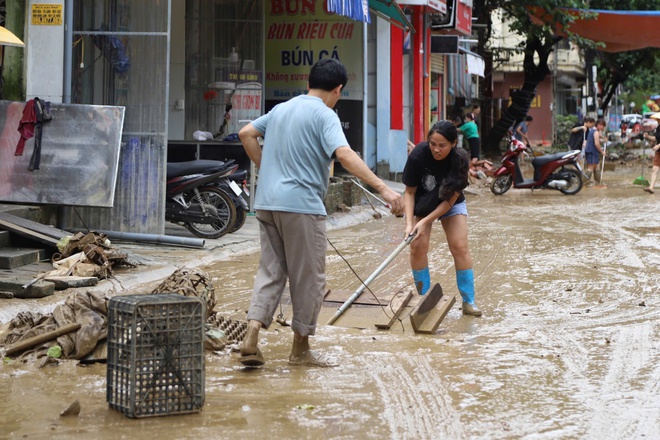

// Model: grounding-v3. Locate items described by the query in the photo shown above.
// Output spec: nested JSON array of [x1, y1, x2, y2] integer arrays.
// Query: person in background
[[402, 120, 482, 317], [641, 100, 651, 115], [407, 139, 416, 155], [238, 58, 404, 367], [471, 104, 481, 124], [568, 117, 595, 166], [584, 118, 607, 186], [514, 115, 533, 146], [460, 112, 480, 164], [643, 114, 660, 194]]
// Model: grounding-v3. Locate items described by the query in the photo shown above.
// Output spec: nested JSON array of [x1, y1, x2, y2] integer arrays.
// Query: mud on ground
[[0, 164, 658, 439]]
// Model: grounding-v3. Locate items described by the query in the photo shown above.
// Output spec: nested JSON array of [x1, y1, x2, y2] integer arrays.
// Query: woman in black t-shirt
[[402, 120, 482, 316]]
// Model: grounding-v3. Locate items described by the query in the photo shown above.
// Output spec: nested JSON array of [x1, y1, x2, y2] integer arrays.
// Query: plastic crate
[[106, 294, 206, 418]]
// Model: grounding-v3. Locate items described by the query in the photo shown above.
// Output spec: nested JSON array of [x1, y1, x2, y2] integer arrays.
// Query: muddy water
[[1, 166, 659, 439]]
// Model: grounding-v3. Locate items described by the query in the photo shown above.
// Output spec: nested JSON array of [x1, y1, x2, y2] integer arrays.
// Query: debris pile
[[53, 232, 138, 279], [0, 290, 108, 367], [0, 268, 247, 365]]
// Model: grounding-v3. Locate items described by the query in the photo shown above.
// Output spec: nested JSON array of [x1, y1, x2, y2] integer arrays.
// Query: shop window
[[185, 0, 264, 140], [72, 0, 169, 139]]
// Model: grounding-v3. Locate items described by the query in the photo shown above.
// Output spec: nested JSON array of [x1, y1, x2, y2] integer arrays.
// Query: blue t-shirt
[[251, 95, 349, 215], [514, 121, 528, 142]]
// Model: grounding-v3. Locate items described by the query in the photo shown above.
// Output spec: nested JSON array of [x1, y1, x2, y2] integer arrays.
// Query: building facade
[[1, 0, 476, 233]]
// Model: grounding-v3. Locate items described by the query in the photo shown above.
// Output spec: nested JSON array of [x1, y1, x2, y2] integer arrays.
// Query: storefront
[[12, 0, 423, 233]]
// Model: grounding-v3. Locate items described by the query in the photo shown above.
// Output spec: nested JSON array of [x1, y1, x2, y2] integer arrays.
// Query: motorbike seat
[[167, 159, 235, 178], [531, 151, 576, 167], [227, 169, 247, 181]]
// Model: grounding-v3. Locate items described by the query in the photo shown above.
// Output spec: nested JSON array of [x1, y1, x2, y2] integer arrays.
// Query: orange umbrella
[[0, 26, 25, 47]]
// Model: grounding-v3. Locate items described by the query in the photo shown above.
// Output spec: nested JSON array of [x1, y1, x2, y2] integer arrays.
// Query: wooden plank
[[5, 323, 81, 356], [0, 218, 61, 247], [375, 287, 414, 329], [44, 276, 99, 290], [410, 283, 455, 334]]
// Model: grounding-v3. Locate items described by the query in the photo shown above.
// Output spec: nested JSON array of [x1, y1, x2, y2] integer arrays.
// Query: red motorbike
[[490, 137, 584, 195]]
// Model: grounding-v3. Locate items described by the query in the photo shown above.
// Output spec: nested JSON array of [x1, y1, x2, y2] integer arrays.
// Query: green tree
[[474, 0, 595, 155], [475, 0, 660, 155]]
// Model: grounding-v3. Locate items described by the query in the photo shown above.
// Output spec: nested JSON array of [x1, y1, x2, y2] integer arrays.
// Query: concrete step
[[0, 248, 45, 269], [0, 230, 9, 247]]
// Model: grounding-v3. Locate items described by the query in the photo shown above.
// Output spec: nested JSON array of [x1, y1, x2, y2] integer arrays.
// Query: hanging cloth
[[15, 99, 36, 156]]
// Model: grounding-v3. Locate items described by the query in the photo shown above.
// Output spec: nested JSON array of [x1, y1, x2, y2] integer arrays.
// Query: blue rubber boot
[[456, 269, 482, 316], [412, 267, 431, 296]]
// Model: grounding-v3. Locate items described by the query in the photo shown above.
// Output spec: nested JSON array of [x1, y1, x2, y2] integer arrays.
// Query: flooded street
[[1, 165, 659, 439]]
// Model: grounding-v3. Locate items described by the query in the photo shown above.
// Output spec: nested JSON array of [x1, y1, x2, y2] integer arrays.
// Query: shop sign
[[31, 4, 63, 26], [265, 0, 364, 101], [397, 0, 447, 14], [455, 0, 473, 36]]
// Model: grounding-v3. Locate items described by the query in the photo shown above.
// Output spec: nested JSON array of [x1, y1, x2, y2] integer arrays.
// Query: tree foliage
[[475, 0, 593, 154]]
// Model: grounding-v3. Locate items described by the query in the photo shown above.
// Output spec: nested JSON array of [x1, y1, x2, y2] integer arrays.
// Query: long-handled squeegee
[[326, 233, 415, 325]]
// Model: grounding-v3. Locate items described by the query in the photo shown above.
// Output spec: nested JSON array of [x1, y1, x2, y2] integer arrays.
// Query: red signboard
[[455, 0, 472, 36]]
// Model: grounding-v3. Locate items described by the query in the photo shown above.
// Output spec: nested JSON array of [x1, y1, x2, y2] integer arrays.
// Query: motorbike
[[166, 159, 239, 239], [490, 136, 584, 195]]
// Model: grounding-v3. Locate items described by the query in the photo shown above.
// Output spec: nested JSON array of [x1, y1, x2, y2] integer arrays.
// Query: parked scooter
[[490, 136, 584, 195], [166, 160, 238, 239]]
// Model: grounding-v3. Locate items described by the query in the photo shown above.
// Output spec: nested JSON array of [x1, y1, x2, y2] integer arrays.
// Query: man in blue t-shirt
[[514, 116, 533, 146], [238, 59, 403, 368]]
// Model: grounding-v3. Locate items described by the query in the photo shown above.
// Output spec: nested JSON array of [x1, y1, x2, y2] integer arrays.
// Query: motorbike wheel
[[558, 168, 583, 195], [229, 206, 247, 233], [184, 186, 236, 239], [490, 174, 513, 195]]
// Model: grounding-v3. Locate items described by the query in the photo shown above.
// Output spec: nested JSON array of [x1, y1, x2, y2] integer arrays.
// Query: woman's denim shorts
[[440, 200, 468, 220]]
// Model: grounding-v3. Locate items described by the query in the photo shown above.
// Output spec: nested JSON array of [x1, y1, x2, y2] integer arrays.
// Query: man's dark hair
[[309, 58, 348, 92], [472, 104, 480, 111], [583, 116, 595, 123], [525, 116, 533, 122]]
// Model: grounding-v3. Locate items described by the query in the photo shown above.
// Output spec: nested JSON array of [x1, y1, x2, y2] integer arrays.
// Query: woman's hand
[[406, 218, 429, 242]]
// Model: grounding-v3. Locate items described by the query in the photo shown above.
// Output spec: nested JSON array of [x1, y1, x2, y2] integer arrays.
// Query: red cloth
[[15, 99, 36, 156]]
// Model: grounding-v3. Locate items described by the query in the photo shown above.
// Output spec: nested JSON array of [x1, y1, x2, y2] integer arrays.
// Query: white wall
[[26, 0, 64, 102], [168, 0, 186, 140]]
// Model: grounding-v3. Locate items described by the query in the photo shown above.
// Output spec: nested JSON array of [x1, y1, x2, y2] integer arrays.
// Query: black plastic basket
[[106, 294, 205, 418]]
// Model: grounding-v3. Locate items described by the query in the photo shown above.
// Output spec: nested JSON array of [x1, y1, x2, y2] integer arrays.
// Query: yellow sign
[[31, 4, 63, 26]]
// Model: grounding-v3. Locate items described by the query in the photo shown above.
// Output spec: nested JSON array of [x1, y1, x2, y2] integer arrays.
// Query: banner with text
[[265, 0, 364, 101]]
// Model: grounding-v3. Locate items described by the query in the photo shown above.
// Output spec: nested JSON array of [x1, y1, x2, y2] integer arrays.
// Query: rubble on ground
[[0, 267, 246, 366]]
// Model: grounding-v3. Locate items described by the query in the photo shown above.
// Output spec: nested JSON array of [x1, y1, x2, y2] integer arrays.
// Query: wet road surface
[[1, 165, 659, 439]]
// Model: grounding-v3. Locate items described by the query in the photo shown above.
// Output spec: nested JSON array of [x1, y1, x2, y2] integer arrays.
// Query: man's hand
[[380, 187, 404, 216]]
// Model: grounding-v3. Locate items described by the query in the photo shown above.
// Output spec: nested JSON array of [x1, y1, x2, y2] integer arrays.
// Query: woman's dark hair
[[309, 58, 348, 92], [428, 120, 469, 199], [428, 120, 458, 143]]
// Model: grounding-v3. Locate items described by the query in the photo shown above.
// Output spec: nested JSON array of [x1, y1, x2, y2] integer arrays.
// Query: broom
[[633, 142, 650, 186]]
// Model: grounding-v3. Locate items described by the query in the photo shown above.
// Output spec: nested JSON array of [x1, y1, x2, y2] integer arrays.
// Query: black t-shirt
[[402, 142, 467, 217], [568, 123, 586, 150]]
